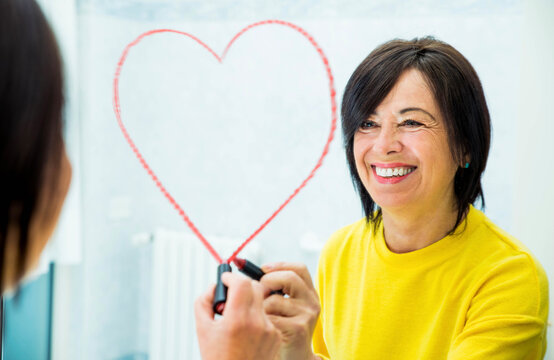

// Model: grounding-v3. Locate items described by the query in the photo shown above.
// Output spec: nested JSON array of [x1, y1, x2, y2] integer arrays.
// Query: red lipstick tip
[[232, 258, 246, 269], [216, 302, 225, 314]]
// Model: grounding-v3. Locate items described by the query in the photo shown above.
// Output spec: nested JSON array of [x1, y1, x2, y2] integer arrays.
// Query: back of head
[[0, 0, 64, 291]]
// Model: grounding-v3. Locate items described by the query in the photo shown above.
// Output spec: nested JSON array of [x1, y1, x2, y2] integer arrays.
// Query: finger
[[250, 280, 267, 310], [220, 272, 255, 317], [266, 314, 287, 333], [194, 284, 216, 325], [261, 270, 311, 299], [266, 314, 311, 345], [261, 262, 315, 289], [263, 293, 297, 317]]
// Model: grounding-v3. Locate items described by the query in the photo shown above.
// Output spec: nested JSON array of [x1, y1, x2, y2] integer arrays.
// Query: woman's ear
[[461, 154, 471, 169]]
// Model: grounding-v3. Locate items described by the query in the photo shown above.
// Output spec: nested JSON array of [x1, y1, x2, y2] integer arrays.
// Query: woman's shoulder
[[465, 207, 548, 303], [469, 206, 543, 264]]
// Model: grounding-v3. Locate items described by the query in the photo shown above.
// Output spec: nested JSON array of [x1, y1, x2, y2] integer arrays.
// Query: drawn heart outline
[[113, 20, 337, 264]]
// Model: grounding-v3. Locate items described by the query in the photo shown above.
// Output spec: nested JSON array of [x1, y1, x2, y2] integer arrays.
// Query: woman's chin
[[372, 195, 417, 213]]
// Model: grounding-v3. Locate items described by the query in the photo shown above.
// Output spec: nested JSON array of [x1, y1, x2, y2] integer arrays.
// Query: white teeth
[[375, 166, 415, 178]]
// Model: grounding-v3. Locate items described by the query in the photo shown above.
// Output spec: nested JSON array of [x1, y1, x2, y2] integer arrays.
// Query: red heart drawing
[[113, 20, 337, 264]]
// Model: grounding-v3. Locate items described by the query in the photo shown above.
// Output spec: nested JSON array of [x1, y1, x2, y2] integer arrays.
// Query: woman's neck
[[381, 200, 458, 254]]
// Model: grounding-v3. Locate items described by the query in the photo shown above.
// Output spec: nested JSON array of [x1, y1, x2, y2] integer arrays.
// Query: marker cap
[[213, 263, 232, 315]]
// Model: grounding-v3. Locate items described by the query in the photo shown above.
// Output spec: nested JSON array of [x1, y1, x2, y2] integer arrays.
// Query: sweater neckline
[[373, 205, 483, 268]]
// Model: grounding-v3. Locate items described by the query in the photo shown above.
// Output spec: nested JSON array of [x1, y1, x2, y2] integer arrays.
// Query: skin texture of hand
[[260, 262, 321, 360], [195, 272, 281, 360]]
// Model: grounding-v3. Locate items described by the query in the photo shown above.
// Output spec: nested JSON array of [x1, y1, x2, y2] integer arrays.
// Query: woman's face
[[353, 69, 459, 215]]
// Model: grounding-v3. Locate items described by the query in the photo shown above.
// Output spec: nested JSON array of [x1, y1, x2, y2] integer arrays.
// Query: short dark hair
[[341, 37, 490, 232], [0, 0, 64, 290]]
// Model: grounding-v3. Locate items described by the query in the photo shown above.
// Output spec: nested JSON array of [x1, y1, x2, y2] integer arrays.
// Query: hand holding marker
[[212, 258, 285, 315]]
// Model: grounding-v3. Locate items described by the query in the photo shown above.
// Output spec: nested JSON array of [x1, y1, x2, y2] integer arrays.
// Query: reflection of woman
[[260, 38, 549, 359], [2, 1, 280, 359]]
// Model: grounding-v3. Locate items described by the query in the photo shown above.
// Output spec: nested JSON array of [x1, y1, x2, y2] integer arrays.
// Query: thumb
[[194, 284, 216, 326]]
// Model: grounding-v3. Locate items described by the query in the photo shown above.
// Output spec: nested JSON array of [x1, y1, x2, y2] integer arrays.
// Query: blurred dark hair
[[341, 37, 490, 232], [0, 0, 64, 290]]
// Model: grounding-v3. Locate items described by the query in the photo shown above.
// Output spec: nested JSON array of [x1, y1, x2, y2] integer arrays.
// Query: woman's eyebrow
[[399, 107, 436, 121]]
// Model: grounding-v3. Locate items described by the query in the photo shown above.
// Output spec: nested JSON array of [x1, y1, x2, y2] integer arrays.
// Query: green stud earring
[[464, 162, 470, 169]]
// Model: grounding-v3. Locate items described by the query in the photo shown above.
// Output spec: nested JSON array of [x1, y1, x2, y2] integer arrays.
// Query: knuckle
[[234, 276, 253, 291], [265, 322, 279, 338], [301, 305, 316, 320], [259, 275, 272, 288], [263, 295, 275, 306], [290, 319, 309, 338], [266, 314, 281, 328], [283, 270, 299, 282], [263, 294, 281, 311], [311, 298, 321, 315]]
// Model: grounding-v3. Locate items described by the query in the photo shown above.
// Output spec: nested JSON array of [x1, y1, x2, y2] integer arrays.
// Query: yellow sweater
[[312, 206, 549, 359]]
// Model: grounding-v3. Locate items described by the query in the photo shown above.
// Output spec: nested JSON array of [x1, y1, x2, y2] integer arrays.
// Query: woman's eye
[[401, 119, 423, 127], [359, 121, 378, 131]]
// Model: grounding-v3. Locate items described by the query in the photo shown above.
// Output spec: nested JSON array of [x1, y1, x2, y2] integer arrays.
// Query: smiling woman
[[309, 37, 549, 359], [259, 37, 549, 360]]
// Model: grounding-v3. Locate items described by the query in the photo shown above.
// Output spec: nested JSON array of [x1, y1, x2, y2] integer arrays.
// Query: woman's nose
[[373, 125, 402, 155]]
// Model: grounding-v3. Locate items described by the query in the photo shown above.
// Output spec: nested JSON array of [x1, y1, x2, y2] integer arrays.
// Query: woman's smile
[[371, 163, 417, 184]]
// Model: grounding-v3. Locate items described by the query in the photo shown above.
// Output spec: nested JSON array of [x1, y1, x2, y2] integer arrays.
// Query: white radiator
[[148, 229, 261, 360]]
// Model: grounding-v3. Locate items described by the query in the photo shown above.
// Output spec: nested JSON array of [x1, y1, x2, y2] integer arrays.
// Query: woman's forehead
[[376, 69, 436, 112], [373, 69, 438, 115]]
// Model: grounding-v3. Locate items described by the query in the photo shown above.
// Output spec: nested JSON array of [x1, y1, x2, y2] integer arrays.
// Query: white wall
[[514, 0, 554, 358]]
